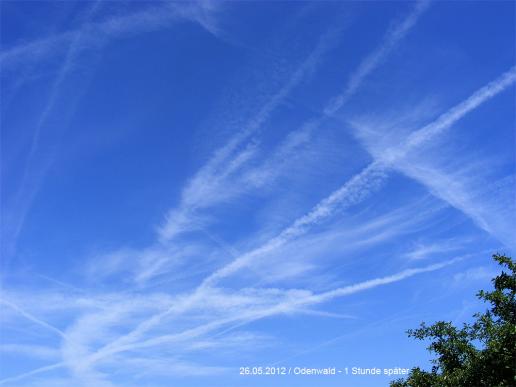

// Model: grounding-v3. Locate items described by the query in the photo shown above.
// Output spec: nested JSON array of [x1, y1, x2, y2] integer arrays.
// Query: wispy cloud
[[2, 2, 512, 386], [1, 2, 102, 265], [404, 239, 466, 260], [202, 162, 388, 286], [158, 25, 340, 242], [155, 0, 431, 282], [453, 266, 497, 284], [34, 5, 442, 377], [350, 66, 516, 248], [391, 66, 516, 162], [0, 254, 454, 385], [84, 259, 456, 368], [323, 0, 431, 115], [6, 54, 509, 387], [397, 166, 516, 249], [0, 298, 68, 340], [0, 2, 225, 265], [0, 2, 222, 71], [0, 363, 65, 386], [59, 0, 431, 305], [200, 65, 515, 296]]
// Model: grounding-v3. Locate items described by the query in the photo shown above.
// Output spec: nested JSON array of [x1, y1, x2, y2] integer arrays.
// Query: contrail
[[79, 65, 515, 379], [83, 258, 456, 364], [73, 1, 441, 362], [158, 25, 341, 241], [2, 1, 102, 264], [0, 257, 449, 385], [324, 0, 431, 116], [0, 298, 68, 340]]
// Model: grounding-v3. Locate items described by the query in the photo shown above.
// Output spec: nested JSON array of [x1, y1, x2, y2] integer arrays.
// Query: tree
[[391, 254, 516, 387]]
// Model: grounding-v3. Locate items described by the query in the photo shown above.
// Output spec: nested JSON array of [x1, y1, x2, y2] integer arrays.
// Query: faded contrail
[[74, 1, 439, 363]]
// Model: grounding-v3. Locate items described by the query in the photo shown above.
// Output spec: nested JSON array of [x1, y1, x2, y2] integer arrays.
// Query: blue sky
[[0, 1, 515, 386]]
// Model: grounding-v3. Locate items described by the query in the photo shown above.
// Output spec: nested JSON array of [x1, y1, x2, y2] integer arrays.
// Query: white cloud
[[158, 27, 339, 242], [453, 266, 497, 284], [404, 239, 465, 260], [324, 0, 430, 115], [1, 2, 223, 71], [350, 66, 516, 249]]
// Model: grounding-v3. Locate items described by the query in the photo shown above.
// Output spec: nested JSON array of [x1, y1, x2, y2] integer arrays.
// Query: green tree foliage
[[391, 254, 516, 387]]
